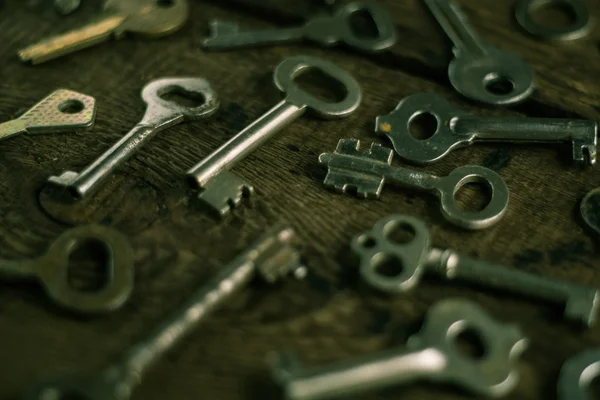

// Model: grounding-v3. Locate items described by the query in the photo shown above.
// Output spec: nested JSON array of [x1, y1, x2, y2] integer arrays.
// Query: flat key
[[319, 139, 508, 230], [186, 55, 361, 216], [270, 299, 527, 400], [558, 348, 600, 400], [47, 77, 219, 200], [0, 225, 133, 314], [377, 92, 598, 165], [352, 214, 600, 326], [0, 89, 96, 141], [202, 2, 396, 53], [18, 0, 188, 64], [424, 0, 534, 105], [23, 225, 303, 400]]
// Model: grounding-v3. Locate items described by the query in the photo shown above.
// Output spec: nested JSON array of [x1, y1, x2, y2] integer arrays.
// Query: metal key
[[319, 139, 508, 230], [186, 55, 361, 216], [23, 225, 303, 400], [352, 214, 600, 326], [202, 2, 396, 53], [377, 93, 598, 165], [424, 0, 534, 105], [0, 225, 133, 314], [0, 89, 96, 141], [558, 348, 600, 400], [270, 298, 527, 400], [47, 77, 218, 200], [515, 0, 593, 41], [18, 0, 189, 64]]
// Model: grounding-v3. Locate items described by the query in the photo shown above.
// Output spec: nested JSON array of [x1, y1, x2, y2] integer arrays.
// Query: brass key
[[18, 0, 189, 64]]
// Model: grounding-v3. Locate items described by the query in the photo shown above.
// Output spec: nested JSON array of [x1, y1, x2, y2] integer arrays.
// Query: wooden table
[[1, 1, 600, 399]]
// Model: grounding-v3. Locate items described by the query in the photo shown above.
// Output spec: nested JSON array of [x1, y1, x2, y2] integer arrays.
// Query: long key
[[424, 0, 534, 105], [186, 55, 361, 216], [319, 139, 509, 230], [0, 89, 96, 141], [270, 299, 527, 400], [18, 0, 188, 64], [352, 214, 600, 327], [377, 92, 598, 165], [0, 225, 133, 314], [23, 225, 303, 400], [202, 2, 396, 53], [47, 77, 219, 200]]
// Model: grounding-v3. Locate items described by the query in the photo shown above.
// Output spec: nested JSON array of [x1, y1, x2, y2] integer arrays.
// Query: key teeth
[[196, 172, 254, 217], [333, 138, 393, 164]]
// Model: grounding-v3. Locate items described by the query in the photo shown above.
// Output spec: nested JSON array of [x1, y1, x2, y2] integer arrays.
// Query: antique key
[[186, 55, 361, 216], [18, 0, 189, 64], [377, 93, 598, 165], [558, 347, 600, 400], [319, 139, 509, 230], [202, 2, 396, 53], [0, 225, 133, 314], [24, 225, 303, 400], [424, 0, 534, 105], [0, 89, 96, 141], [270, 299, 527, 400], [352, 214, 600, 326], [47, 77, 218, 200]]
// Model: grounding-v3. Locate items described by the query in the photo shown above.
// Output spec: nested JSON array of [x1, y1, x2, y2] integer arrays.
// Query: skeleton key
[[424, 0, 534, 105], [18, 0, 189, 64], [558, 348, 600, 400], [319, 139, 508, 230], [186, 55, 361, 216], [377, 92, 598, 165], [353, 214, 600, 326], [23, 225, 302, 400], [0, 89, 96, 141], [202, 2, 396, 53], [270, 298, 527, 400], [47, 77, 218, 200], [0, 225, 133, 314]]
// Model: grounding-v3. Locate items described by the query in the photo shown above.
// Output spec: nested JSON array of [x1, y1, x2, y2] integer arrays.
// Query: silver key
[[202, 2, 396, 53], [23, 225, 304, 400], [186, 55, 361, 216], [47, 77, 219, 200], [377, 92, 598, 165], [270, 298, 527, 400], [319, 139, 509, 230], [515, 0, 593, 41], [558, 347, 600, 400], [352, 214, 600, 326], [424, 0, 534, 105]]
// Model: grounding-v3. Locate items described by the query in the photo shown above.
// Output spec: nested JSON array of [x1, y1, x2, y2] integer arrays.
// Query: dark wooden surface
[[2, 1, 600, 399]]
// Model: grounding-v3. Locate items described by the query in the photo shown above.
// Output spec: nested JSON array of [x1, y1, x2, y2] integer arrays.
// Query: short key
[[352, 214, 600, 327], [23, 225, 303, 400], [319, 139, 509, 230], [202, 2, 396, 53], [0, 89, 96, 141], [47, 77, 219, 200], [424, 0, 534, 105], [0, 225, 133, 314], [18, 0, 188, 64], [186, 55, 361, 216], [377, 92, 598, 165], [270, 298, 527, 400]]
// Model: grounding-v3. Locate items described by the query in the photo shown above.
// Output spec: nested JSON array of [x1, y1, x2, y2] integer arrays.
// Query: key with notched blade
[[18, 0, 188, 64], [0, 89, 96, 141]]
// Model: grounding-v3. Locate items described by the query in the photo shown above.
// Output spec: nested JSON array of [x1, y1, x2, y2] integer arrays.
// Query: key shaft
[[203, 22, 306, 49]]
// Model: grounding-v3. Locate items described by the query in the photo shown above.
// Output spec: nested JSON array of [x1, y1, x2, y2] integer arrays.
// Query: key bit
[[196, 171, 254, 217]]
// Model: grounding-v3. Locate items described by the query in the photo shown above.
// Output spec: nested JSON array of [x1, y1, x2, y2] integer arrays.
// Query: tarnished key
[[186, 55, 361, 216], [47, 77, 218, 200], [377, 92, 598, 165], [424, 0, 534, 105], [0, 89, 96, 141], [0, 225, 133, 314], [23, 225, 303, 400], [558, 348, 600, 400], [319, 139, 509, 230], [352, 214, 600, 326], [18, 0, 188, 64], [202, 2, 396, 53], [270, 299, 527, 400]]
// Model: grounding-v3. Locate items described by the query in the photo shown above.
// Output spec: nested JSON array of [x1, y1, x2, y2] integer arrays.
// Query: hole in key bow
[[294, 67, 348, 104], [67, 238, 110, 292], [384, 222, 416, 245], [484, 75, 515, 96], [587, 374, 600, 398], [159, 86, 206, 108], [372, 254, 404, 278], [453, 327, 487, 360], [349, 9, 380, 39], [531, 1, 577, 29], [408, 112, 438, 140], [58, 99, 85, 114], [358, 235, 377, 249], [454, 178, 492, 213]]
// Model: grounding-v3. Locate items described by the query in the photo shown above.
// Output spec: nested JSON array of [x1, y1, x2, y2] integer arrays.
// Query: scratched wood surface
[[1, 0, 600, 399]]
